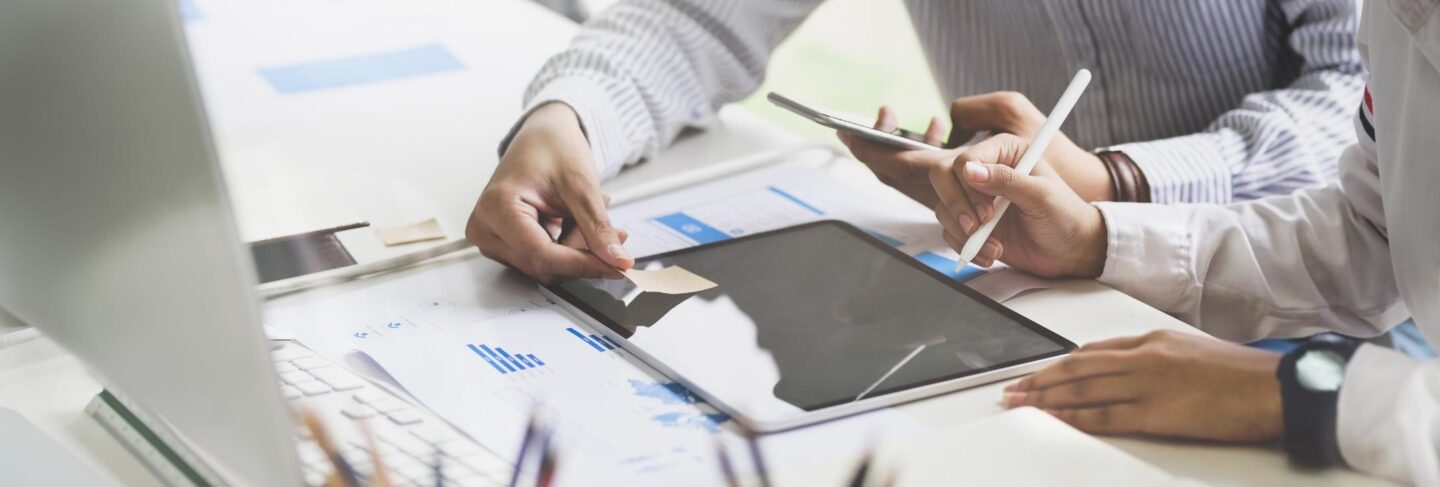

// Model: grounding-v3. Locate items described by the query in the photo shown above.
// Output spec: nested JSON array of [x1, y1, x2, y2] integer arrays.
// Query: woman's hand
[[931, 133, 1108, 277], [1005, 330, 1284, 443]]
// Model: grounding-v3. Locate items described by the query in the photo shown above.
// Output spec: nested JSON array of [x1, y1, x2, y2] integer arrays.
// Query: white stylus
[[956, 69, 1091, 270]]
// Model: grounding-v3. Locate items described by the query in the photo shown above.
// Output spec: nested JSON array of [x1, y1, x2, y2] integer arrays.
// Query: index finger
[[489, 201, 620, 281], [1010, 350, 1139, 392]]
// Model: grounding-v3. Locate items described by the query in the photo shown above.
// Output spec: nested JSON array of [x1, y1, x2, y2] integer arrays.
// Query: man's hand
[[839, 106, 962, 207], [1004, 330, 1284, 443], [931, 134, 1107, 277], [948, 92, 1113, 202], [466, 103, 633, 283]]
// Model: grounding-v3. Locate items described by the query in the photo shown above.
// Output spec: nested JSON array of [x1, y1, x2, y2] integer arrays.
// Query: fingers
[[1077, 334, 1154, 352], [924, 116, 946, 146], [873, 105, 898, 132], [1006, 373, 1140, 409], [958, 161, 1057, 209], [929, 162, 981, 237], [475, 188, 622, 283], [1008, 351, 1137, 391], [1047, 403, 1145, 436], [556, 175, 634, 270]]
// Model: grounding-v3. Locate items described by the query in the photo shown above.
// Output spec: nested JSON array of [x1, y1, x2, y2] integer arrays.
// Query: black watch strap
[[1276, 334, 1362, 468]]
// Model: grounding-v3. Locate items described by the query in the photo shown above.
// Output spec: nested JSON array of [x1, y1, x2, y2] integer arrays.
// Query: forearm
[[502, 0, 822, 179], [1092, 148, 1403, 341], [1113, 0, 1364, 203]]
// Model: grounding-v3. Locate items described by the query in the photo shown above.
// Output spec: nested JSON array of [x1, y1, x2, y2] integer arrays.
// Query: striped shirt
[[508, 0, 1364, 203]]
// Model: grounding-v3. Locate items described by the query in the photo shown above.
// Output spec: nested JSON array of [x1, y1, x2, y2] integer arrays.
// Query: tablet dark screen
[[551, 221, 1070, 412]]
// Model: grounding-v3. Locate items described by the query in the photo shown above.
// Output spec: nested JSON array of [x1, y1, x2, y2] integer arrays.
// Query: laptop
[[0, 0, 506, 485]]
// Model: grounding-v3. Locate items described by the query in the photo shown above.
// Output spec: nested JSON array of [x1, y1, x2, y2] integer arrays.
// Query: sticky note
[[624, 266, 717, 295], [258, 44, 464, 94], [375, 218, 445, 246]]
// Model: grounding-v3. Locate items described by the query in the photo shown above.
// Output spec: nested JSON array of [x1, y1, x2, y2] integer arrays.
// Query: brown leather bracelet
[[1096, 150, 1151, 203]]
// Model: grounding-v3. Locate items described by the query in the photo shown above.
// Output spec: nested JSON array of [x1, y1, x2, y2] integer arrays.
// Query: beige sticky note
[[624, 266, 718, 294], [375, 218, 445, 246]]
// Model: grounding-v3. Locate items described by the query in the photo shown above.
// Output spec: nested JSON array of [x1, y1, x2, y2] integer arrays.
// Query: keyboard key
[[271, 345, 311, 362], [438, 441, 481, 458], [274, 361, 298, 373], [352, 389, 389, 404], [310, 368, 366, 391], [280, 385, 302, 400], [341, 403, 378, 420], [367, 397, 407, 413], [278, 370, 313, 385], [294, 380, 333, 396], [292, 356, 332, 370], [297, 441, 328, 465], [458, 452, 512, 477], [408, 424, 461, 445], [387, 408, 425, 426], [381, 431, 433, 457]]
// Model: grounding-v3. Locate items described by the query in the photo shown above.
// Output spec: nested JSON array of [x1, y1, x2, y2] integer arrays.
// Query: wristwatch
[[1276, 334, 1362, 468]]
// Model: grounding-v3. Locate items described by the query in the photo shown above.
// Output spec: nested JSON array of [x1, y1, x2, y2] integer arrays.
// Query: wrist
[[1071, 205, 1108, 278], [1053, 150, 1114, 202]]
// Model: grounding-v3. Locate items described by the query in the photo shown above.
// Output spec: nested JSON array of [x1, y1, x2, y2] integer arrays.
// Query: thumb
[[958, 161, 1054, 208], [559, 180, 634, 270]]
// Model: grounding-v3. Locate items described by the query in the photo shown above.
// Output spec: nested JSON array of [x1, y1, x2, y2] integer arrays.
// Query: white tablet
[[541, 221, 1073, 432]]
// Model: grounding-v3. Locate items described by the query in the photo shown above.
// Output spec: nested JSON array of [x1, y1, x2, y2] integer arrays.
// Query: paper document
[[834, 407, 1195, 486], [624, 266, 718, 295], [375, 218, 445, 246], [357, 308, 927, 485]]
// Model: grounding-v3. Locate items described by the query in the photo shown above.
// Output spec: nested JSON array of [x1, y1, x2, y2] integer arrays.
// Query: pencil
[[956, 69, 1091, 270]]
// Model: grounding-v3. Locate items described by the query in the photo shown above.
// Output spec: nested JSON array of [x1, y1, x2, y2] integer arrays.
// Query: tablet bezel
[[540, 220, 1075, 432]]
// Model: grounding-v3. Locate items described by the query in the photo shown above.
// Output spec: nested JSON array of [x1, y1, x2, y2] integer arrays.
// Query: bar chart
[[467, 343, 546, 375], [566, 327, 618, 352]]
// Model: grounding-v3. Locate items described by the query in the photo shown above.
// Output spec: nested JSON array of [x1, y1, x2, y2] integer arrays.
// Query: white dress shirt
[[506, 0, 1364, 204], [1094, 0, 1440, 482]]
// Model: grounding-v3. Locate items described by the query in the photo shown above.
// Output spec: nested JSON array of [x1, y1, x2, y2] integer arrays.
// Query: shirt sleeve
[[497, 0, 824, 179], [1336, 345, 1440, 484], [1113, 0, 1365, 204], [1091, 108, 1403, 342]]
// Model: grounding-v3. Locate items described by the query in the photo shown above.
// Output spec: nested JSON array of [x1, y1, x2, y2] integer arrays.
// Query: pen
[[956, 69, 1091, 271], [713, 438, 740, 487]]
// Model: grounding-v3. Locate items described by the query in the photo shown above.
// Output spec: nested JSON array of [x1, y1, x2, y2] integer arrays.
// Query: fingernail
[[958, 214, 977, 233], [608, 244, 630, 260], [964, 162, 990, 182], [981, 241, 1000, 257], [1003, 392, 1028, 408]]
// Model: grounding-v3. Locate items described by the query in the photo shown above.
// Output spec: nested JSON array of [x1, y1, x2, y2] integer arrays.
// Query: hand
[[1003, 330, 1284, 443], [931, 133, 1107, 277], [466, 103, 633, 283], [839, 106, 963, 207], [948, 92, 1113, 202]]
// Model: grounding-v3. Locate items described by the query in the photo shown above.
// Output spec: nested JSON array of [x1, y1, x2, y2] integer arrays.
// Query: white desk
[[0, 0, 1389, 485]]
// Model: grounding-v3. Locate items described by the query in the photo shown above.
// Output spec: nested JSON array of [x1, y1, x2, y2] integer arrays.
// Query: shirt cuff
[[1337, 344, 1428, 483], [496, 76, 634, 180], [1113, 133, 1233, 204], [1092, 202, 1194, 313]]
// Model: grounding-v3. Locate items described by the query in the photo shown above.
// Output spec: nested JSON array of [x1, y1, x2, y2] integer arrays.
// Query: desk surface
[[0, 0, 1389, 485]]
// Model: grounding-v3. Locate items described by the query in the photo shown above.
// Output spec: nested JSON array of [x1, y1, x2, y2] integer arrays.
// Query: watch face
[[1296, 349, 1347, 392]]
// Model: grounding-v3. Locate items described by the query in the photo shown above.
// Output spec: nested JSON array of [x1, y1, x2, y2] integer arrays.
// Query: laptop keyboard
[[272, 343, 512, 486]]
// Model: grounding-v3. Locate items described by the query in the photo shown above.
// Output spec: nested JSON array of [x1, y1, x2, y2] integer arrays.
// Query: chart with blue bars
[[567, 327, 619, 352], [467, 343, 546, 375]]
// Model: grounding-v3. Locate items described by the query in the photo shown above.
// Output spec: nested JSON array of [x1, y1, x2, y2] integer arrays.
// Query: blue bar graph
[[468, 344, 507, 374], [767, 186, 825, 215], [496, 348, 526, 370], [567, 327, 606, 352], [912, 252, 987, 283], [653, 213, 730, 244], [258, 44, 465, 94], [478, 344, 516, 372], [590, 334, 616, 350], [598, 336, 620, 349], [469, 343, 546, 375]]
